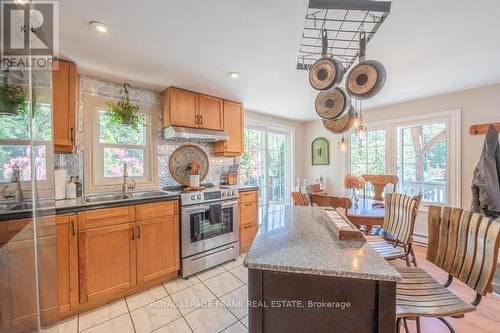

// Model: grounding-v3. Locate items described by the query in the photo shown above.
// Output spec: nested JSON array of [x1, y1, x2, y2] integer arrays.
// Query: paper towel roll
[[55, 169, 67, 200]]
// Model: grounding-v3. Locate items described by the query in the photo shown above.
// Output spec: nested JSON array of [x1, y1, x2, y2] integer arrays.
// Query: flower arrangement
[[105, 83, 142, 129], [344, 173, 365, 189]]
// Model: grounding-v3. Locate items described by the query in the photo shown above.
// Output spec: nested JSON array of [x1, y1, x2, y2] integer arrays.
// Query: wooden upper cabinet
[[163, 87, 198, 128], [198, 94, 224, 130], [52, 59, 77, 153], [163, 87, 224, 131], [213, 100, 244, 156], [78, 223, 136, 304]]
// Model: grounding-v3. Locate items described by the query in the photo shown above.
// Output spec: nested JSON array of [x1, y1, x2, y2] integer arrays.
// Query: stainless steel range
[[166, 184, 240, 277]]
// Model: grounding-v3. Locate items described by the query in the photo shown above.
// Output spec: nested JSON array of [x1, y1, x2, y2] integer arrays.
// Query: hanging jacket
[[471, 125, 500, 216]]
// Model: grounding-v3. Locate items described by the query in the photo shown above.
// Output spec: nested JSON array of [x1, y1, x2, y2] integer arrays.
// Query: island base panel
[[248, 269, 396, 333]]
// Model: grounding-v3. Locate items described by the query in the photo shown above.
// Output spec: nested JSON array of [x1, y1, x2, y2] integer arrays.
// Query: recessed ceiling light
[[228, 72, 240, 79], [90, 21, 111, 33]]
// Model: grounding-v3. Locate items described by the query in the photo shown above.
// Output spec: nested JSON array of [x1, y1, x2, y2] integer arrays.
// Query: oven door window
[[190, 204, 234, 243]]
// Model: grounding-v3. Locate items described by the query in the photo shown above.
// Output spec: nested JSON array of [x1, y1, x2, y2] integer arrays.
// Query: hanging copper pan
[[346, 31, 386, 100], [322, 104, 356, 134], [315, 87, 351, 120], [309, 29, 344, 91]]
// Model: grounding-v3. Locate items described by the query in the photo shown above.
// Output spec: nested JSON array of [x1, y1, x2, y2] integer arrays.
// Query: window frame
[[84, 95, 158, 193], [345, 109, 461, 211], [348, 127, 389, 177]]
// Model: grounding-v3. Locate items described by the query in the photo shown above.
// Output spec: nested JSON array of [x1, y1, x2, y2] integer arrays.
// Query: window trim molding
[[83, 95, 158, 193], [345, 108, 462, 210]]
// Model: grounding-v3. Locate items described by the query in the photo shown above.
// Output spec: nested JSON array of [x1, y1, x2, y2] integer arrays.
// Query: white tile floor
[[43, 253, 249, 333]]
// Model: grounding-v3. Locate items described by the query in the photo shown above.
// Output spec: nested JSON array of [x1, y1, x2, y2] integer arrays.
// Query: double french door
[[239, 126, 291, 206]]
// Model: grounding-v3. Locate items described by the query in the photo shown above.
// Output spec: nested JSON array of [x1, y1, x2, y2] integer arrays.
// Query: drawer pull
[[243, 225, 253, 229], [244, 203, 253, 207], [71, 221, 76, 236], [138, 225, 141, 239], [131, 228, 135, 240]]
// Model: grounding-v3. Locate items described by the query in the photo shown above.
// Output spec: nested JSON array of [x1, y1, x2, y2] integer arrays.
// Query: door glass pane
[[240, 128, 266, 205], [267, 131, 287, 205]]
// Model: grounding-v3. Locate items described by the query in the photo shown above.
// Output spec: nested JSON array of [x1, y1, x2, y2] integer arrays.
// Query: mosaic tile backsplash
[[55, 75, 238, 191]]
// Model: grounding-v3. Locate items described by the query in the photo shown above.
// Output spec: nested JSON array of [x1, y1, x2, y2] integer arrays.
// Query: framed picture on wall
[[311, 137, 329, 165]]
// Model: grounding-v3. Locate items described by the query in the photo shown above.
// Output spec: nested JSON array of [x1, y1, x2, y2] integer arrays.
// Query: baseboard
[[413, 233, 428, 245]]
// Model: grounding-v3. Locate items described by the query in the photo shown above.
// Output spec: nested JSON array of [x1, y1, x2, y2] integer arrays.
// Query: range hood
[[163, 125, 229, 142]]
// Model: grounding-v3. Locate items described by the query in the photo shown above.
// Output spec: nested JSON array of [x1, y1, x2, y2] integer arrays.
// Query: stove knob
[[231, 191, 236, 195], [191, 195, 196, 200], [197, 194, 202, 199], [222, 192, 226, 196]]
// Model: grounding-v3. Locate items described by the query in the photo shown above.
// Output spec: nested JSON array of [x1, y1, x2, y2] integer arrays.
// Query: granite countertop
[[244, 205, 402, 282]]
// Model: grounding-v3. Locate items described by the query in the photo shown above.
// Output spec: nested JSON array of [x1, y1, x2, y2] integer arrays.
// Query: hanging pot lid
[[322, 105, 356, 134], [309, 29, 344, 91], [315, 87, 351, 120], [346, 31, 386, 100]]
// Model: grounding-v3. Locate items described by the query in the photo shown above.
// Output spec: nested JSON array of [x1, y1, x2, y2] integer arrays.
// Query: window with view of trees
[[0, 103, 52, 183], [89, 105, 153, 189], [397, 122, 448, 204], [350, 129, 386, 176]]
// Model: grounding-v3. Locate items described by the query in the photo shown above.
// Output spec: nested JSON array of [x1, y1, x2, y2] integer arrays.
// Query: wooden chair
[[292, 192, 308, 206], [395, 206, 500, 333], [362, 174, 399, 201], [310, 194, 352, 215], [365, 193, 421, 267]]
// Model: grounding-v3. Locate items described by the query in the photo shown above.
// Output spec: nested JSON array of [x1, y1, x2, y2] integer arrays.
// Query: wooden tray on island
[[322, 208, 365, 241]]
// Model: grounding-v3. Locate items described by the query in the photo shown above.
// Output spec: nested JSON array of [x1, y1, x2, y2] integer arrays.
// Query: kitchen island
[[244, 205, 401, 333]]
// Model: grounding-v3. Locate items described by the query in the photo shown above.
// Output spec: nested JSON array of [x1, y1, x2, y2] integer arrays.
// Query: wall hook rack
[[469, 123, 500, 135]]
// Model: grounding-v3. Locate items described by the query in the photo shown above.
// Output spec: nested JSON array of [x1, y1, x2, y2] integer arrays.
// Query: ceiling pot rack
[[297, 0, 391, 71]]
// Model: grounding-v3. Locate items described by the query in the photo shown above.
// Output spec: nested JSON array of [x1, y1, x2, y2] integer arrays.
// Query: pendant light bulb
[[356, 123, 367, 138], [339, 136, 347, 152], [353, 112, 360, 128]]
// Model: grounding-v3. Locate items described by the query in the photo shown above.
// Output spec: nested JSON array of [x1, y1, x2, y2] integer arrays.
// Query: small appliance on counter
[[226, 171, 238, 185], [55, 168, 67, 200]]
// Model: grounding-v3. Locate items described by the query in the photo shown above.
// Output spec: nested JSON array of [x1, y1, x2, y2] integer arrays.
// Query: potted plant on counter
[[105, 83, 142, 129], [0, 73, 27, 116]]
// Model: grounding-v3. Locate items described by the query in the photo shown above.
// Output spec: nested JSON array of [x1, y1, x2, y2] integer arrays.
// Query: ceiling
[[59, 0, 500, 121]]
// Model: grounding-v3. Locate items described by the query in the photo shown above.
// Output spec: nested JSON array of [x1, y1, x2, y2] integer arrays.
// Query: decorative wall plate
[[312, 137, 329, 165], [169, 144, 209, 186]]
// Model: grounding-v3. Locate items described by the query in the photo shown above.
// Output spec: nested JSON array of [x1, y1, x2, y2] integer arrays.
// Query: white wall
[[301, 83, 500, 241]]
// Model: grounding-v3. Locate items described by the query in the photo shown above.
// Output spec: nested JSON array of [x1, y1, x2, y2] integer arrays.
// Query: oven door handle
[[221, 200, 239, 208], [183, 205, 211, 214]]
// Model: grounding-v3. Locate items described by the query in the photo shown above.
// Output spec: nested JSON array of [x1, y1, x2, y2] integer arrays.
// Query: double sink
[[0, 190, 173, 213], [83, 190, 172, 203]]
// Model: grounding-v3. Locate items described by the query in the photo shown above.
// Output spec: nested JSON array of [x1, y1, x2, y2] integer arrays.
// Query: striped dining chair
[[365, 192, 421, 267]]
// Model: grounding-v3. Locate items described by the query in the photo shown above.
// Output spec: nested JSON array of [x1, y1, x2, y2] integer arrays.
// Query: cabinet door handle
[[200, 115, 203, 126], [0, 252, 5, 269], [137, 225, 141, 239], [70, 128, 74, 142], [131, 228, 135, 240], [71, 220, 76, 236], [243, 224, 253, 230], [245, 203, 252, 207]]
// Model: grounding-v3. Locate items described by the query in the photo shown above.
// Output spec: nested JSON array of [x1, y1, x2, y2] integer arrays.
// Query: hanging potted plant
[[105, 83, 142, 128], [0, 72, 27, 116]]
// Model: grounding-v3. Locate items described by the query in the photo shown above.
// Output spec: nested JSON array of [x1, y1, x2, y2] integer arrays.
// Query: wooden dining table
[[347, 199, 385, 234]]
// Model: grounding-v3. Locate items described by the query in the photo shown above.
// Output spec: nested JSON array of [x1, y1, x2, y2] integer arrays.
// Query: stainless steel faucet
[[121, 163, 136, 194], [2, 165, 24, 203]]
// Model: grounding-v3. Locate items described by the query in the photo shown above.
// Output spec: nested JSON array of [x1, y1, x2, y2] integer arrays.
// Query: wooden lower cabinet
[[137, 215, 180, 283], [78, 223, 136, 304], [77, 200, 180, 307], [56, 215, 78, 315], [239, 190, 259, 253]]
